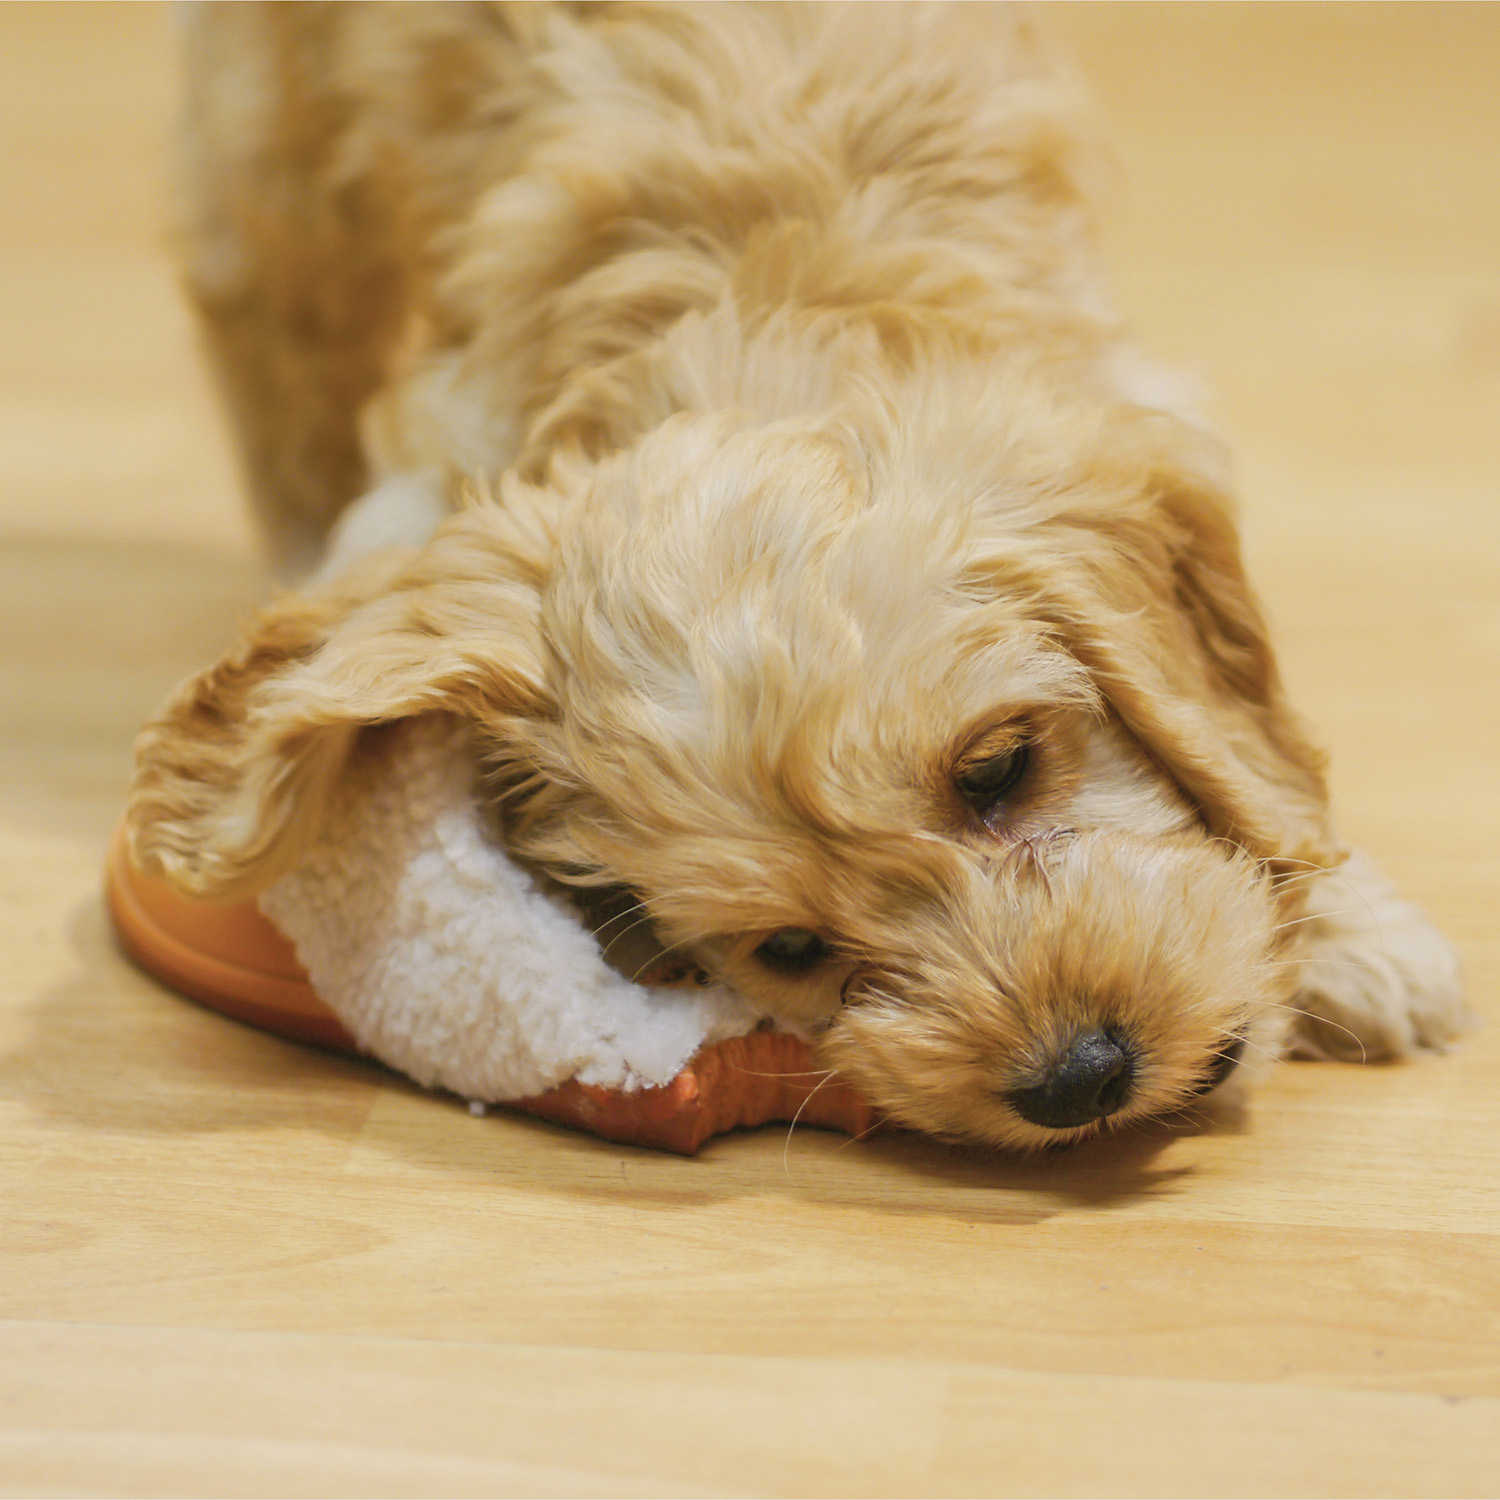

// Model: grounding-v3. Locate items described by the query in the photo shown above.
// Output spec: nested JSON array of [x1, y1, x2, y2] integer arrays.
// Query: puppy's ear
[[1017, 425, 1339, 872], [127, 509, 553, 900]]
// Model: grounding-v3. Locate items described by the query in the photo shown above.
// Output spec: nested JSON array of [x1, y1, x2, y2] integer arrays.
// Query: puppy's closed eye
[[755, 928, 831, 975], [955, 741, 1032, 827]]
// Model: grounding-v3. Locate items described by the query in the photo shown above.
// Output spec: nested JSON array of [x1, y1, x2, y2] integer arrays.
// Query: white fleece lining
[[259, 714, 766, 1100]]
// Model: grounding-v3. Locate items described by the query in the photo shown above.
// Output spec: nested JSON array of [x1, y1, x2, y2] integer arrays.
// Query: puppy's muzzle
[[1007, 1026, 1135, 1129]]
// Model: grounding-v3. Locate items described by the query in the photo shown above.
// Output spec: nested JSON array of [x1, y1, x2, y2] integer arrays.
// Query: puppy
[[129, 1, 1467, 1149]]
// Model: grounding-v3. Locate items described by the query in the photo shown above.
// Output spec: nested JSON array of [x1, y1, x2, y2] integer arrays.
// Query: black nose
[[1007, 1028, 1135, 1129]]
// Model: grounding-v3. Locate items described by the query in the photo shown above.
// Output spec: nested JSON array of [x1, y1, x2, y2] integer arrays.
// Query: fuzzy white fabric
[[258, 714, 765, 1099]]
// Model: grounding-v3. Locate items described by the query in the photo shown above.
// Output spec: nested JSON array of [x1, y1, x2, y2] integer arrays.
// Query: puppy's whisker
[[1198, 1020, 1276, 1067], [834, 1116, 883, 1151], [1262, 1000, 1368, 1062], [728, 1066, 841, 1081], [1168, 1102, 1213, 1129], [1272, 953, 1382, 979], [596, 906, 653, 959], [783, 1069, 839, 1174], [601, 917, 662, 965], [1274, 909, 1356, 933], [1268, 854, 1337, 873], [1203, 834, 1257, 863], [1267, 863, 1390, 965], [624, 929, 719, 985], [1270, 860, 1340, 879], [1267, 870, 1336, 893], [1287, 866, 1390, 949]]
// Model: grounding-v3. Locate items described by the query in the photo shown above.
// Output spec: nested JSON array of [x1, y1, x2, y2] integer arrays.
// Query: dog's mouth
[[1189, 1034, 1246, 1097]]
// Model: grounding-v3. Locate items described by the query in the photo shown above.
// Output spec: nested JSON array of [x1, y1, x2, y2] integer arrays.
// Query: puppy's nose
[[1007, 1028, 1135, 1129]]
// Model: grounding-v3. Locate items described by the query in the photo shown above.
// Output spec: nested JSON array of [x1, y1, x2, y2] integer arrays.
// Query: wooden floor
[[3, 5, 1498, 1495]]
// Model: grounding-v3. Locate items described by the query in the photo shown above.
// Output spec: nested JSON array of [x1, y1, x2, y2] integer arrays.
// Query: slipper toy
[[108, 714, 878, 1154]]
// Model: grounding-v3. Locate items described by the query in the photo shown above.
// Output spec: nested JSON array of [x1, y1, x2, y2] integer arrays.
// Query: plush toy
[[108, 714, 878, 1154]]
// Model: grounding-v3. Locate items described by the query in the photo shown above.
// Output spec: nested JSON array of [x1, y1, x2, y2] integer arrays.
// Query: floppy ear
[[126, 509, 554, 901], [1008, 424, 1340, 873]]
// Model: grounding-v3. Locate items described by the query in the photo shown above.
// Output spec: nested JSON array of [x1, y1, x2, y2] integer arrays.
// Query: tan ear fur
[[126, 509, 553, 901], [993, 423, 1339, 873], [1154, 474, 1335, 859], [1042, 584, 1336, 871]]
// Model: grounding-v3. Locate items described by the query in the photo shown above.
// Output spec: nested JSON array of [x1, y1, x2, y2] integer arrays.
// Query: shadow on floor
[[2, 889, 1251, 1228]]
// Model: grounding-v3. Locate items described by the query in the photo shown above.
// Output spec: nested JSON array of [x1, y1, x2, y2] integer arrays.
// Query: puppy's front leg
[[1288, 851, 1470, 1060]]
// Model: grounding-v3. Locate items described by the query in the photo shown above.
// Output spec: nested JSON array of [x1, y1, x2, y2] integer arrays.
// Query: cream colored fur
[[129, 1, 1468, 1149]]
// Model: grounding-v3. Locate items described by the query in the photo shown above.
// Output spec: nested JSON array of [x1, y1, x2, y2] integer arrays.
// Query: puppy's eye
[[956, 743, 1031, 814], [754, 928, 830, 975]]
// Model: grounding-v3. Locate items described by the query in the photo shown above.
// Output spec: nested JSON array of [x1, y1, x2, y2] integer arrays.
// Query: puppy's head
[[130, 382, 1337, 1149]]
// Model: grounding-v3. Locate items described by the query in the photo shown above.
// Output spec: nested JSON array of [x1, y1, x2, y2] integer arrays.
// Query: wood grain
[[2, 4, 1497, 1495]]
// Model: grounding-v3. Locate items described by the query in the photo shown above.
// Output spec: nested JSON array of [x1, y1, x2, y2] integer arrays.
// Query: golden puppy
[[129, 1, 1466, 1148]]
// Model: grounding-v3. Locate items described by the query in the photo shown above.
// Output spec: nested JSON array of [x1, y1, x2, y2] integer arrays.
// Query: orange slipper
[[105, 829, 879, 1154]]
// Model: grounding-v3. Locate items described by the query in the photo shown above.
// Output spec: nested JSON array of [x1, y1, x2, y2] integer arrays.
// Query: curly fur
[[129, 0, 1468, 1150]]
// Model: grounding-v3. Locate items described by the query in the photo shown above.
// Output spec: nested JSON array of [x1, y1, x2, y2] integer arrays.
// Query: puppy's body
[[133, 1, 1467, 1148]]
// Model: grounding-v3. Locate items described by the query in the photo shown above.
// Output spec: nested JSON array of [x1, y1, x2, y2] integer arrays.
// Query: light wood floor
[[2, 5, 1498, 1495]]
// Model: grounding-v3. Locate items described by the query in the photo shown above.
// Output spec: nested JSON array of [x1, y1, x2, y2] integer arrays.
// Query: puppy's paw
[[1288, 851, 1471, 1061]]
